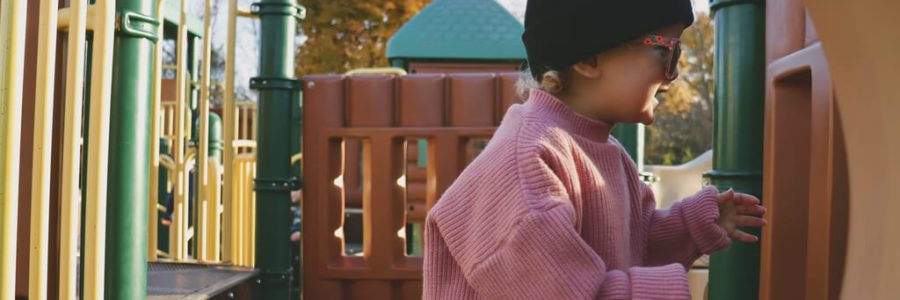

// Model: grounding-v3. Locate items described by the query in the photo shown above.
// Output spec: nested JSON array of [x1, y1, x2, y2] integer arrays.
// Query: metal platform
[[148, 262, 256, 300]]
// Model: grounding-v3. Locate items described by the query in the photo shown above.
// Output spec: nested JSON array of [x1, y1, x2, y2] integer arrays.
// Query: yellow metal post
[[149, 0, 166, 262], [147, 0, 166, 261], [197, 0, 213, 262], [206, 159, 221, 261], [29, 0, 61, 299], [171, 0, 189, 260], [83, 0, 116, 297], [223, 0, 238, 264], [58, 0, 89, 298], [0, 0, 27, 296]]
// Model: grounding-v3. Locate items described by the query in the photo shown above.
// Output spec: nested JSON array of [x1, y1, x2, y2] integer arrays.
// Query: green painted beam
[[706, 0, 766, 299], [104, 0, 159, 298], [252, 0, 304, 298]]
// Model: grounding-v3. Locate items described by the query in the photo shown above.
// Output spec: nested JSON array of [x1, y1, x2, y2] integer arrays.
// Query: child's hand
[[717, 188, 767, 243]]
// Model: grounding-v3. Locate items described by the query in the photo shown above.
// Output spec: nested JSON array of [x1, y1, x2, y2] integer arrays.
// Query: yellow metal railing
[[345, 67, 409, 76], [230, 153, 257, 267], [169, 0, 190, 261], [20, 0, 116, 298], [149, 0, 166, 261], [147, 0, 263, 267], [161, 101, 177, 140], [0, 0, 28, 297], [29, 0, 60, 298], [58, 0, 90, 298], [196, 0, 213, 263], [82, 0, 116, 297]]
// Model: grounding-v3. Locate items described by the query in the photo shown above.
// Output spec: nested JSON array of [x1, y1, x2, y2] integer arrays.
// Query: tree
[[645, 13, 715, 165], [295, 0, 431, 76]]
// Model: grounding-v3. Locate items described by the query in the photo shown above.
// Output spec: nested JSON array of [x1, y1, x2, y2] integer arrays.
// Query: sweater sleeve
[[462, 203, 693, 300], [643, 185, 732, 268]]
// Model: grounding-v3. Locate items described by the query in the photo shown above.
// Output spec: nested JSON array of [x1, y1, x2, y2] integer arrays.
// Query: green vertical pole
[[612, 124, 639, 162], [706, 0, 765, 299], [105, 0, 159, 298], [251, 1, 304, 298]]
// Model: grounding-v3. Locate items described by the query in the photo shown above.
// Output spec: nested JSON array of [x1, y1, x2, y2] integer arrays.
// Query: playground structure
[[1, 0, 900, 299]]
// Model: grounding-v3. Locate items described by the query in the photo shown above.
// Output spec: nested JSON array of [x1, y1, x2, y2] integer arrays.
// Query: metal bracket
[[254, 176, 301, 192], [250, 1, 307, 20], [116, 10, 161, 42], [702, 170, 763, 181], [249, 77, 302, 91], [255, 269, 293, 287], [709, 0, 761, 13]]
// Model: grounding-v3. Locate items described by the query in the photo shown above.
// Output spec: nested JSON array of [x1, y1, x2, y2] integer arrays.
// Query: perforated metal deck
[[148, 262, 256, 299]]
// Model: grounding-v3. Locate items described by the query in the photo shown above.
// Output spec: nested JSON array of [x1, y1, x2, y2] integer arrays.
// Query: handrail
[[82, 0, 117, 296], [0, 0, 28, 297], [56, 0, 90, 298], [149, 0, 166, 262], [171, 0, 190, 260], [346, 67, 408, 76], [28, 0, 60, 298]]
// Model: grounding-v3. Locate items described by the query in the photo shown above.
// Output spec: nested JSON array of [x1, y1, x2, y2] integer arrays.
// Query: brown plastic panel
[[302, 73, 524, 299], [399, 74, 445, 127], [765, 0, 807, 64], [449, 73, 497, 127], [804, 10, 820, 46], [760, 42, 847, 300]]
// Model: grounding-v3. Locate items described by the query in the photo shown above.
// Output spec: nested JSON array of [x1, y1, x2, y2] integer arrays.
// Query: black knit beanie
[[522, 0, 695, 80]]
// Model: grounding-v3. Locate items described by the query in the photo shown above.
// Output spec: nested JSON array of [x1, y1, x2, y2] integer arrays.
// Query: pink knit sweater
[[424, 89, 731, 299]]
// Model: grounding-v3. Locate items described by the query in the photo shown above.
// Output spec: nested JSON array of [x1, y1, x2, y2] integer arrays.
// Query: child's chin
[[637, 113, 655, 125]]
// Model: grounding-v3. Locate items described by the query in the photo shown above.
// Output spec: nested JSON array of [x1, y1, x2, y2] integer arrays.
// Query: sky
[[496, 0, 711, 23]]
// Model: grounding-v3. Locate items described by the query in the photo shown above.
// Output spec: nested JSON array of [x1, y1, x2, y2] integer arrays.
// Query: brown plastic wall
[[302, 73, 522, 299], [760, 1, 847, 299], [15, 0, 41, 296]]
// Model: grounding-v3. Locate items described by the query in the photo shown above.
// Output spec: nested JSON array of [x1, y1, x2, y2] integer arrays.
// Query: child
[[423, 0, 767, 299]]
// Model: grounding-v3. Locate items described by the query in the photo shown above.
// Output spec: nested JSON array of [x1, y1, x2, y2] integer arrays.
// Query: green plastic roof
[[387, 0, 526, 61]]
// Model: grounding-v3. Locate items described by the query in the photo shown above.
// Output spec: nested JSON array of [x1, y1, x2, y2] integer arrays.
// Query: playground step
[[148, 262, 256, 300]]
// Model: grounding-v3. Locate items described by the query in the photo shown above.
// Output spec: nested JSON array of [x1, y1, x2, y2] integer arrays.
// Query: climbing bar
[[0, 0, 27, 297], [82, 0, 117, 297]]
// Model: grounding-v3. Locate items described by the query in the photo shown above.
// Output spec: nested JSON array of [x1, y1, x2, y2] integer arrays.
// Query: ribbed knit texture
[[423, 89, 731, 299]]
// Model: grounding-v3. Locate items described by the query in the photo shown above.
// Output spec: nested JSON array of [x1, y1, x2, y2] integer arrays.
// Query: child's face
[[567, 23, 686, 125]]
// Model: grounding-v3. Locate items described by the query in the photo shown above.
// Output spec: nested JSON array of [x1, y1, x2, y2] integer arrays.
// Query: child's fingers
[[735, 215, 767, 227], [717, 188, 735, 204], [733, 193, 760, 206], [731, 229, 759, 243], [737, 204, 767, 216]]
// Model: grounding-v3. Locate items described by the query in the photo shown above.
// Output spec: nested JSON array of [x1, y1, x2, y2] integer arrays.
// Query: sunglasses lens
[[667, 45, 681, 80]]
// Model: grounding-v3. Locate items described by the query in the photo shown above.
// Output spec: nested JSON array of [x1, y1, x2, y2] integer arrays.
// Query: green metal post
[[208, 112, 223, 162], [706, 0, 765, 299], [105, 0, 159, 298], [194, 112, 223, 162], [251, 0, 305, 298], [611, 124, 642, 165]]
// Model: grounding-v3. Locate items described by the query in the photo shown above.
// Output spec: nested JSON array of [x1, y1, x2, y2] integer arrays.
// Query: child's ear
[[571, 55, 603, 79]]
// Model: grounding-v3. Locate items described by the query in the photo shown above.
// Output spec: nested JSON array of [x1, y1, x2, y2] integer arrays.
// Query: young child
[[423, 0, 767, 299]]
